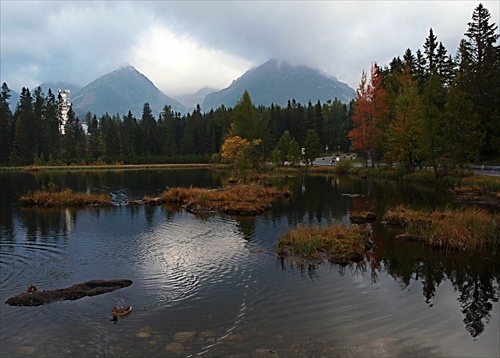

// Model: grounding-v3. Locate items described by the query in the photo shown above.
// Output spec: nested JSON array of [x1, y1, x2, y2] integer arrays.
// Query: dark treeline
[[0, 3, 498, 168], [0, 83, 351, 166]]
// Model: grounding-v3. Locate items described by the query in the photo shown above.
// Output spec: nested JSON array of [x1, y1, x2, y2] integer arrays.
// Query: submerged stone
[[174, 331, 196, 342], [136, 332, 151, 338], [165, 342, 184, 354]]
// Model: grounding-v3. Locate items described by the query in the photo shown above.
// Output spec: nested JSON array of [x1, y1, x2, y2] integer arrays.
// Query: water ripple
[[0, 241, 66, 292], [135, 213, 250, 310]]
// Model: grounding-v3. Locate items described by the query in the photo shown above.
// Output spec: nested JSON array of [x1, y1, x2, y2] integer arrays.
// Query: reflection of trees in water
[[277, 256, 368, 282], [277, 257, 320, 281], [18, 207, 75, 241], [451, 269, 499, 338], [369, 237, 499, 338], [235, 216, 257, 239], [419, 259, 445, 305], [267, 173, 497, 339], [281, 231, 499, 339]]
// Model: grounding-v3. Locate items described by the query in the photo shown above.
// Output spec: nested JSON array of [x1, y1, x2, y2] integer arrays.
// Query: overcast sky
[[1, 1, 499, 97]]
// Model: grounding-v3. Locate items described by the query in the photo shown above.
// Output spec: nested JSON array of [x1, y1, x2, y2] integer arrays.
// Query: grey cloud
[[1, 1, 498, 94]]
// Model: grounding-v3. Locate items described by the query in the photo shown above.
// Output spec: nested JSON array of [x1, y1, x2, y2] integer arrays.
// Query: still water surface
[[0, 169, 498, 357]]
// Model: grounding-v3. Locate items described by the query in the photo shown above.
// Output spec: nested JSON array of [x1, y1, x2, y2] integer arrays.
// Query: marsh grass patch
[[384, 205, 499, 252]]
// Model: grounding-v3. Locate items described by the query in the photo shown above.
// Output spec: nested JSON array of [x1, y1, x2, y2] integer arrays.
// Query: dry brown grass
[[278, 224, 372, 264], [156, 184, 291, 215], [384, 205, 499, 251], [20, 189, 112, 207], [454, 185, 482, 196]]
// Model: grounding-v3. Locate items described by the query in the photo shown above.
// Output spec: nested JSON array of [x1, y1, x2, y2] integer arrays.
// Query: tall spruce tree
[[122, 111, 138, 157], [0, 83, 13, 164], [87, 114, 102, 160], [303, 129, 322, 165], [32, 86, 45, 160], [140, 103, 158, 155], [12, 88, 35, 165], [424, 28, 439, 74], [443, 82, 484, 166], [44, 89, 60, 160], [421, 73, 447, 177], [230, 90, 257, 141], [458, 3, 499, 162], [162, 106, 178, 156]]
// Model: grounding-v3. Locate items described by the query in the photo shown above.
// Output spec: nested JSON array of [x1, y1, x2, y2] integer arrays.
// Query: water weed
[[384, 205, 499, 252], [278, 224, 372, 265]]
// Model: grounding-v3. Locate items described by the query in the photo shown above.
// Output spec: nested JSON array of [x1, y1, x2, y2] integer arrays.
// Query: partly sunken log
[[5, 279, 133, 306]]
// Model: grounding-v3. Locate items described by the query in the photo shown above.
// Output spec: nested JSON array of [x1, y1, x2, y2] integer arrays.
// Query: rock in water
[[5, 279, 133, 306]]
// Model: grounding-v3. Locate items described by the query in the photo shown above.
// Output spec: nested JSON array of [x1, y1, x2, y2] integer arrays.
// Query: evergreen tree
[[44, 89, 61, 160], [160, 105, 177, 156], [32, 86, 45, 159], [179, 113, 198, 155], [403, 48, 417, 73], [272, 130, 292, 165], [231, 90, 258, 140], [87, 114, 102, 160], [421, 73, 447, 177], [443, 82, 484, 166], [105, 118, 121, 159], [122, 111, 138, 157], [313, 100, 323, 143], [74, 117, 86, 159], [11, 88, 35, 165], [303, 129, 322, 165], [385, 70, 423, 172], [458, 3, 499, 161], [424, 28, 439, 74], [61, 107, 79, 161], [140, 103, 158, 155], [288, 138, 302, 166], [0, 83, 13, 164], [256, 106, 272, 158], [415, 49, 427, 91], [435, 42, 455, 87]]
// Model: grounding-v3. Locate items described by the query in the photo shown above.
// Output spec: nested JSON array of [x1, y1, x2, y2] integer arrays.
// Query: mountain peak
[[202, 59, 355, 111], [71, 65, 191, 118], [118, 63, 136, 71]]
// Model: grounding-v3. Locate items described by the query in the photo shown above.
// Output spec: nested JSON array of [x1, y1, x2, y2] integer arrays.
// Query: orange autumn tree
[[349, 63, 389, 167], [221, 136, 250, 163]]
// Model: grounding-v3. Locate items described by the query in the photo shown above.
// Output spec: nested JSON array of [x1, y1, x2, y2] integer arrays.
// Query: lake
[[0, 168, 498, 357]]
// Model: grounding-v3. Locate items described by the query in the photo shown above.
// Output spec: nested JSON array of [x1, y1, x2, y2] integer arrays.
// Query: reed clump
[[277, 224, 372, 265], [454, 185, 482, 196], [384, 205, 499, 251], [157, 184, 291, 215], [20, 189, 112, 207]]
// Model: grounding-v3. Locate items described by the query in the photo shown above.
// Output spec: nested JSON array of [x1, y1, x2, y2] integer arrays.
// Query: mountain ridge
[[201, 59, 355, 111], [4, 60, 356, 117], [71, 65, 191, 118]]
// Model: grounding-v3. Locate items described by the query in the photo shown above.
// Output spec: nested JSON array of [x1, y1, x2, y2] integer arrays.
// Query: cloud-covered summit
[[1, 1, 498, 97]]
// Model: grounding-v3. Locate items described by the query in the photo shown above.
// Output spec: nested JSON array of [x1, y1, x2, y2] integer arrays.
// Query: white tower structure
[[58, 89, 71, 134]]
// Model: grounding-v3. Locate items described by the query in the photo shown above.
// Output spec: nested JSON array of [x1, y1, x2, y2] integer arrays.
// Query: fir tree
[[230, 90, 257, 141], [12, 88, 35, 165], [0, 83, 13, 164], [458, 3, 499, 161]]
